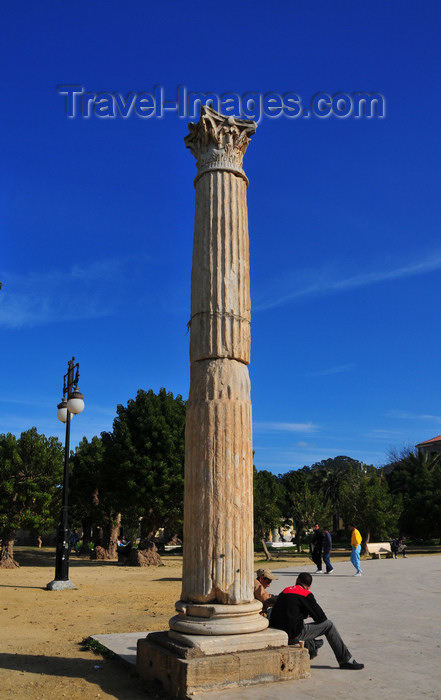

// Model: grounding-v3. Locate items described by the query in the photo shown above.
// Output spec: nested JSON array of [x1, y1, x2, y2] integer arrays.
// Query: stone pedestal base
[[46, 579, 76, 590], [170, 600, 268, 635], [137, 629, 310, 698]]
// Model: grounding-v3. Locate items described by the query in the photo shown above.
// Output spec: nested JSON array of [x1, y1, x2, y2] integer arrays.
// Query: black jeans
[[312, 547, 323, 570]]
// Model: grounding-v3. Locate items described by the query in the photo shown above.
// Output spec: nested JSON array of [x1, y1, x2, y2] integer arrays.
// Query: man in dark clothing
[[269, 572, 364, 670], [69, 529, 80, 556], [311, 524, 323, 573], [391, 537, 408, 558], [323, 526, 334, 573]]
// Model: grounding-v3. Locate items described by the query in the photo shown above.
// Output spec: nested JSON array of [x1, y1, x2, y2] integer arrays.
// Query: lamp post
[[47, 357, 85, 591]]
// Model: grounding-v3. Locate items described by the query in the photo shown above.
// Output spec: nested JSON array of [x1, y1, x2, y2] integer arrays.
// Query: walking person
[[323, 526, 334, 573], [350, 524, 362, 576], [269, 572, 364, 669], [311, 524, 323, 573], [69, 528, 80, 556]]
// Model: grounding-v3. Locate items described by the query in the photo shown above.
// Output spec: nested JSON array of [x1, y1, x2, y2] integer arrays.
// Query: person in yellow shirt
[[350, 525, 362, 576]]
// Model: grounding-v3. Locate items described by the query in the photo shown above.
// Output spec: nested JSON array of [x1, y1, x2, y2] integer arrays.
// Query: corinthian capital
[[185, 106, 257, 185]]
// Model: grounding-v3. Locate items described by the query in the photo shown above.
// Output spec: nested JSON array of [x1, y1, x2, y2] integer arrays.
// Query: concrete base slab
[[46, 579, 76, 590], [168, 627, 289, 655], [137, 630, 310, 698], [91, 632, 144, 665]]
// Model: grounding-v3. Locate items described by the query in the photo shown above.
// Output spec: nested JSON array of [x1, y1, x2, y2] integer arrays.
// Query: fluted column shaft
[[189, 170, 250, 364], [179, 107, 257, 609]]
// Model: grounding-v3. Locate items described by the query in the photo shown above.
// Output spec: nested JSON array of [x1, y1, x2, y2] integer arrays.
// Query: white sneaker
[[326, 569, 334, 574], [314, 570, 324, 573], [353, 572, 362, 577]]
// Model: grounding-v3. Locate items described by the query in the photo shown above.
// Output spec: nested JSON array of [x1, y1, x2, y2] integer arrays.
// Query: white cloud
[[306, 364, 354, 377], [0, 259, 126, 329], [387, 410, 441, 424], [254, 250, 441, 311], [253, 421, 318, 433], [362, 429, 407, 443], [0, 396, 54, 408]]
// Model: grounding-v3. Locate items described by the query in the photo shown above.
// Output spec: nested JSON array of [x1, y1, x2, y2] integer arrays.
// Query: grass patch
[[80, 636, 115, 658]]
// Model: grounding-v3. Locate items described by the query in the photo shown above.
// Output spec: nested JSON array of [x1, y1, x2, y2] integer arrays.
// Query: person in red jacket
[[269, 572, 364, 670]]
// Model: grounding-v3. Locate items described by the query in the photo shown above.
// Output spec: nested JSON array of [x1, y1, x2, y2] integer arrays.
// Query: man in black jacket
[[311, 524, 323, 573], [269, 572, 364, 670]]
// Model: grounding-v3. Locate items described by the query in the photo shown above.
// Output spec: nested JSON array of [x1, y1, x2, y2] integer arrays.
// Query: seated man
[[254, 568, 279, 615], [269, 572, 364, 670], [397, 537, 407, 558], [391, 537, 408, 558]]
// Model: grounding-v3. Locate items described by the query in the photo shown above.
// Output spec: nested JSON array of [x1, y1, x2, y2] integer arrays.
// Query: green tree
[[279, 468, 327, 552], [341, 473, 401, 544], [384, 446, 420, 496], [0, 428, 64, 567], [310, 456, 362, 531], [70, 436, 107, 553], [386, 448, 441, 538], [253, 467, 283, 542], [384, 448, 441, 538], [102, 388, 186, 550]]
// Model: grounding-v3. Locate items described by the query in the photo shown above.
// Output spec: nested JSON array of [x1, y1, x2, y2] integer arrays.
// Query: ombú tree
[[0, 428, 64, 568], [340, 472, 400, 546], [279, 467, 327, 552], [253, 466, 284, 542], [69, 435, 110, 555], [101, 388, 186, 555], [310, 456, 372, 533]]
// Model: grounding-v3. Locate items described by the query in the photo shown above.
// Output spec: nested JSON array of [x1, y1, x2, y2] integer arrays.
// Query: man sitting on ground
[[269, 572, 364, 670], [254, 568, 279, 615]]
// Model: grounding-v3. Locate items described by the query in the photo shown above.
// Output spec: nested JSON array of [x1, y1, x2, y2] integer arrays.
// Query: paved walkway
[[95, 554, 441, 699]]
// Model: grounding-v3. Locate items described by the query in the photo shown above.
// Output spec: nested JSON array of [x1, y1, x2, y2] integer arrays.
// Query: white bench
[[366, 542, 393, 559]]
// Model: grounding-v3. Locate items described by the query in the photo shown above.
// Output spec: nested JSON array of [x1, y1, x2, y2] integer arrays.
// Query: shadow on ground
[[0, 652, 153, 699], [152, 577, 182, 582], [12, 548, 120, 568]]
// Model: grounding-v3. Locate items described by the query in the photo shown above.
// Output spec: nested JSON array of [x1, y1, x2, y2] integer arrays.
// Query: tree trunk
[[80, 518, 93, 554], [128, 540, 161, 567], [361, 529, 370, 556], [100, 514, 120, 560], [294, 527, 304, 553], [0, 529, 19, 568], [261, 539, 273, 561], [139, 511, 156, 544], [92, 524, 103, 547]]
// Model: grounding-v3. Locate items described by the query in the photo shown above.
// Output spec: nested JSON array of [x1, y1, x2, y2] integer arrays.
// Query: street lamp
[[47, 357, 85, 591]]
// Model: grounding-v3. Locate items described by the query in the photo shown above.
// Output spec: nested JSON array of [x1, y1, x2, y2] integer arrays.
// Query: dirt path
[[0, 548, 306, 699], [0, 548, 183, 699]]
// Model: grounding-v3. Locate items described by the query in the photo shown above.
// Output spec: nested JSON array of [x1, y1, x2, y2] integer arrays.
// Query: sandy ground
[[0, 547, 304, 699]]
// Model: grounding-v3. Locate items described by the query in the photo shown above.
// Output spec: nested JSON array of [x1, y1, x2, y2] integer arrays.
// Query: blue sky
[[1, 1, 441, 473]]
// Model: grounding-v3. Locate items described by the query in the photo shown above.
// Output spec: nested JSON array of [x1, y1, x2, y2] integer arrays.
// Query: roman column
[[137, 109, 310, 693], [169, 105, 266, 635]]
